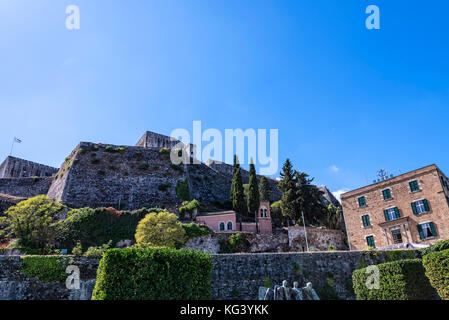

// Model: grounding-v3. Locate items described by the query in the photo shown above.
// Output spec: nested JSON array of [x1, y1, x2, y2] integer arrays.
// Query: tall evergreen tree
[[247, 160, 260, 217], [231, 166, 246, 215], [278, 159, 298, 224], [259, 176, 270, 201], [230, 155, 240, 206]]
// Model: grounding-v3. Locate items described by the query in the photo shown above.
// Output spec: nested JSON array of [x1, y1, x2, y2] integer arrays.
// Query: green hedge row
[[423, 249, 449, 300], [92, 247, 212, 300], [21, 256, 69, 283], [420, 239, 449, 256], [352, 259, 437, 300]]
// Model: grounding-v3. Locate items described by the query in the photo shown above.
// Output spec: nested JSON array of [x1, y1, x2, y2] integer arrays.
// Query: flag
[[14, 137, 22, 143]]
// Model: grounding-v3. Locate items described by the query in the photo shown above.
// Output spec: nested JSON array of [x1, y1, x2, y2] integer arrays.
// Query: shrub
[[21, 256, 69, 283], [420, 239, 449, 256], [54, 207, 166, 251], [1, 196, 66, 254], [84, 240, 113, 257], [91, 247, 212, 300], [72, 241, 83, 255], [422, 249, 449, 299], [178, 199, 199, 220], [220, 233, 249, 253], [352, 259, 437, 300], [159, 147, 170, 156], [176, 179, 190, 202], [135, 211, 186, 248], [182, 223, 211, 239], [105, 146, 126, 154]]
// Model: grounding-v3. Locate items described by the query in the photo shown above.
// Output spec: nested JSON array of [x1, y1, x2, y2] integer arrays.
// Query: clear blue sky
[[1, 0, 448, 198]]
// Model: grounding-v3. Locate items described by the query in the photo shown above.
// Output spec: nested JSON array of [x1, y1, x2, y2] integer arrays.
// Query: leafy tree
[[326, 204, 344, 230], [1, 195, 66, 254], [259, 176, 270, 201], [135, 211, 186, 248], [247, 160, 260, 217], [278, 159, 298, 224]]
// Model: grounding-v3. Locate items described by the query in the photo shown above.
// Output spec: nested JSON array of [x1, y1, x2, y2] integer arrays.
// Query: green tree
[[1, 195, 66, 254], [230, 155, 240, 205], [247, 160, 260, 217], [230, 156, 247, 216], [259, 176, 270, 201], [135, 211, 186, 248], [293, 171, 326, 226], [278, 159, 298, 224]]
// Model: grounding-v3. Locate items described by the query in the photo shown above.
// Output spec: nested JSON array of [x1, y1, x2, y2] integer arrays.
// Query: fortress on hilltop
[[0, 131, 282, 211]]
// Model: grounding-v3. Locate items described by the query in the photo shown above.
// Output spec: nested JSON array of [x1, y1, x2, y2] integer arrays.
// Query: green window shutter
[[423, 199, 430, 212], [417, 224, 424, 240], [394, 207, 400, 219], [430, 222, 437, 237], [411, 202, 418, 215], [384, 210, 389, 221]]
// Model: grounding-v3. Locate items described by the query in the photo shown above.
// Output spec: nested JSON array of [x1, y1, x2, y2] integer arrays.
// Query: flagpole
[[10, 138, 15, 156]]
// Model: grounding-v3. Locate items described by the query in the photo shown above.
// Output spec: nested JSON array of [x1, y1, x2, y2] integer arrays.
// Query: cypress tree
[[259, 176, 270, 201], [230, 155, 240, 205], [232, 166, 246, 215], [247, 160, 260, 217]]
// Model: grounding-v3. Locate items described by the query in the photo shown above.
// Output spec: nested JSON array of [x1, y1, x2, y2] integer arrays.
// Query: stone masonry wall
[[0, 250, 420, 300], [288, 227, 348, 251], [0, 177, 53, 198], [0, 156, 58, 179]]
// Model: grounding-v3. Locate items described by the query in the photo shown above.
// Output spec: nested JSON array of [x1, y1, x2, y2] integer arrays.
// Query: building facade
[[195, 201, 273, 234], [341, 164, 449, 250]]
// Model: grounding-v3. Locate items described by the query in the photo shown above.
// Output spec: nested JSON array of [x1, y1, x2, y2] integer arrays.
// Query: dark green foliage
[[105, 146, 126, 154], [219, 233, 249, 253], [178, 200, 199, 220], [182, 223, 211, 239], [84, 241, 113, 257], [91, 248, 212, 300], [54, 207, 165, 250], [158, 182, 171, 192], [247, 161, 260, 217], [420, 239, 449, 256], [138, 163, 149, 170], [278, 159, 326, 226], [259, 176, 270, 201], [352, 259, 437, 300], [230, 157, 246, 216], [422, 249, 449, 300], [21, 256, 69, 283], [316, 275, 339, 300], [175, 179, 190, 202], [385, 250, 405, 262]]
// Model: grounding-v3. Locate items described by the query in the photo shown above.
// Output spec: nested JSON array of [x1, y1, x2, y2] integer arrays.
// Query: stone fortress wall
[[0, 156, 57, 179]]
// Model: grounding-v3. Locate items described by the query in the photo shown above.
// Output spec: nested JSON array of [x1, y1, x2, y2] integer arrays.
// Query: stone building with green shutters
[[341, 164, 449, 250]]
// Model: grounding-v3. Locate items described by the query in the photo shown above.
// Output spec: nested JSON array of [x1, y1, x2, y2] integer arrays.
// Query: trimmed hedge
[[352, 259, 437, 300], [92, 248, 212, 300], [420, 239, 449, 256], [423, 249, 449, 300]]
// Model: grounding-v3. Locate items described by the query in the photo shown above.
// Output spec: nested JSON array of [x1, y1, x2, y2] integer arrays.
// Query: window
[[227, 221, 233, 231], [219, 222, 225, 231], [391, 229, 403, 244], [366, 235, 375, 248], [382, 189, 392, 200], [260, 207, 268, 218], [411, 199, 430, 215], [409, 180, 420, 192], [418, 222, 437, 240], [362, 215, 371, 227], [358, 196, 367, 207], [384, 207, 400, 221]]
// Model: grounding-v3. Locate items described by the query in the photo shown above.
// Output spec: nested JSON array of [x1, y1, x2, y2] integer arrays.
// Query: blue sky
[[1, 0, 448, 199]]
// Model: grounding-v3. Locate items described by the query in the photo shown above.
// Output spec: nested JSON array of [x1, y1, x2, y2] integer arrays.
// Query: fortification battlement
[[0, 156, 58, 179]]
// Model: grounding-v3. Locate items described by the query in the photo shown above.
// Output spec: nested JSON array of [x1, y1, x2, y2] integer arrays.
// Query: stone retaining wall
[[0, 250, 419, 300]]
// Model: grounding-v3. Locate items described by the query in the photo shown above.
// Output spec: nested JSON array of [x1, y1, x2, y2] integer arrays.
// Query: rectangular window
[[362, 215, 371, 227], [358, 196, 367, 207], [409, 180, 420, 192], [366, 235, 375, 248], [382, 189, 392, 200], [384, 207, 400, 221], [411, 199, 430, 215], [418, 222, 437, 240]]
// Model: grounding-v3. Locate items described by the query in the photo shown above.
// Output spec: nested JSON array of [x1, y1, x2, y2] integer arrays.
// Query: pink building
[[195, 201, 272, 234]]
